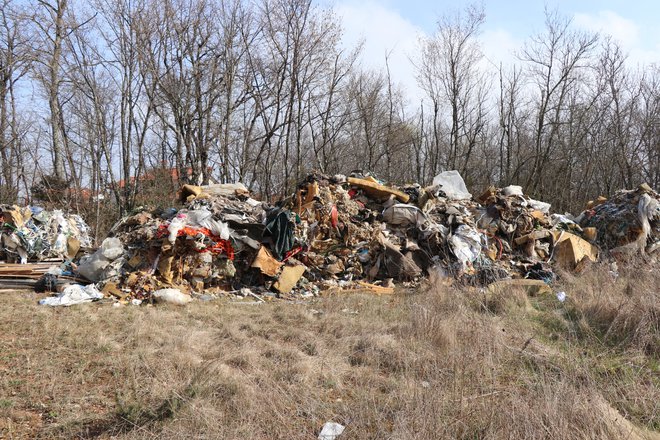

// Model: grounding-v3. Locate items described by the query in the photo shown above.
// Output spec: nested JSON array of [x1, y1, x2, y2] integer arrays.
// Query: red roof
[[116, 167, 198, 189]]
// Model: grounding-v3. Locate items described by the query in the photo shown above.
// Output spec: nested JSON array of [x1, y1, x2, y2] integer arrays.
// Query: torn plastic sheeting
[[226, 221, 266, 246], [166, 214, 188, 244], [638, 193, 659, 248], [76, 237, 124, 282], [264, 209, 295, 260], [231, 232, 261, 249], [502, 185, 523, 197], [528, 199, 551, 214], [186, 209, 231, 240], [449, 225, 484, 267], [39, 284, 103, 306], [382, 204, 428, 227], [431, 170, 472, 200], [318, 421, 345, 440], [52, 233, 68, 256]]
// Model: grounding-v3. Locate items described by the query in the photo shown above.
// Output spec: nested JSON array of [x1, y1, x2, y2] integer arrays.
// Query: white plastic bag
[[52, 233, 68, 256], [449, 225, 484, 267], [39, 284, 103, 306], [168, 214, 188, 244], [432, 170, 471, 200], [502, 185, 523, 197], [318, 422, 345, 440], [186, 209, 231, 239], [152, 288, 192, 305]]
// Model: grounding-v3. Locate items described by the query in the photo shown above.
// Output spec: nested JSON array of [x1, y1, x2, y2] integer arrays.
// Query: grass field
[[1, 263, 658, 439]]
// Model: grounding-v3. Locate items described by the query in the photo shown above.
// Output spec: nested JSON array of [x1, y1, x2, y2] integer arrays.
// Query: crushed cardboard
[[273, 265, 306, 293], [251, 246, 283, 277]]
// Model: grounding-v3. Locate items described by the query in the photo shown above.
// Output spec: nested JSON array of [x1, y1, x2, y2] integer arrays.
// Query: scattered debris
[[0, 262, 84, 290], [0, 206, 91, 263], [76, 237, 124, 282], [38, 284, 103, 306], [579, 184, 659, 256], [318, 421, 345, 440]]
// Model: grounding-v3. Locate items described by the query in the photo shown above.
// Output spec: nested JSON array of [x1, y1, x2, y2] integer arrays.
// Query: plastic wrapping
[[39, 284, 103, 306], [432, 170, 472, 200], [76, 237, 124, 282]]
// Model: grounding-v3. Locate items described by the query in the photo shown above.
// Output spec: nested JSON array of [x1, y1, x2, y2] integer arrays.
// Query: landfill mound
[[75, 183, 264, 302], [21, 172, 659, 306], [578, 184, 659, 256], [0, 205, 91, 263]]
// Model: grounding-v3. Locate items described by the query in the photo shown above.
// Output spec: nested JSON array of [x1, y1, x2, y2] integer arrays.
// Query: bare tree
[[0, 0, 31, 201], [31, 0, 71, 181], [94, 0, 154, 213], [415, 3, 489, 181], [520, 8, 598, 196]]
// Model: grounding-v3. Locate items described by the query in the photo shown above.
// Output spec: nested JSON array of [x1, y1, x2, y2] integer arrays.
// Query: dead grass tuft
[[565, 265, 659, 356]]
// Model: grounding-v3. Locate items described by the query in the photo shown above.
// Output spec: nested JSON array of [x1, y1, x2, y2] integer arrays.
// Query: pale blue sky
[[382, 0, 659, 40], [323, 0, 660, 102]]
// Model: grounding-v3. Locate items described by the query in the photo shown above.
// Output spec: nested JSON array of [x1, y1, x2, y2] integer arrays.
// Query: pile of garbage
[[0, 205, 91, 263], [73, 183, 267, 303], [29, 172, 658, 306], [578, 184, 659, 256]]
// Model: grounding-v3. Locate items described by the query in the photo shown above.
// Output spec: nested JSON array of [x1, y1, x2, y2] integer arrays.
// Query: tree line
[[0, 0, 658, 229]]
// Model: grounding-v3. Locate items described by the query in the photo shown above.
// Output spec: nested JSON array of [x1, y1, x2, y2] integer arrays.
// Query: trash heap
[[74, 183, 267, 303], [470, 184, 593, 283], [285, 173, 430, 290], [28, 170, 658, 306], [0, 205, 91, 263], [578, 184, 659, 256]]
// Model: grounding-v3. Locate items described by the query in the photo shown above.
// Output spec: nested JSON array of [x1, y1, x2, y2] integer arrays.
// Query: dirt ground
[[0, 263, 658, 439]]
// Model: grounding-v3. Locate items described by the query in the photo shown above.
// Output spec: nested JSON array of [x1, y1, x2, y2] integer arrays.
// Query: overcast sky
[[322, 0, 660, 103]]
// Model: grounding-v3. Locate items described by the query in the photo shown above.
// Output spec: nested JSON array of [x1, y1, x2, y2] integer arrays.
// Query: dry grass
[[0, 263, 658, 439]]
